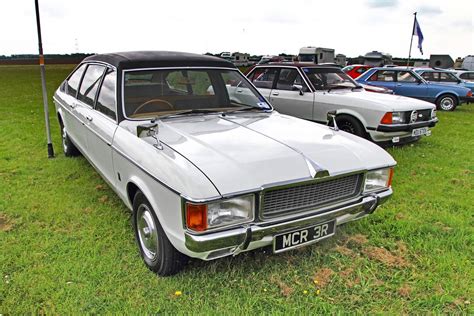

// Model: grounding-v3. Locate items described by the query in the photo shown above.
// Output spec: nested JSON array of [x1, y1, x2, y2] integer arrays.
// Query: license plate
[[412, 127, 430, 137], [273, 220, 336, 253]]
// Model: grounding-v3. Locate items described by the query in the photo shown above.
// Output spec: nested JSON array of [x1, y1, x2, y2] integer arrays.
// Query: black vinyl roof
[[83, 51, 235, 70]]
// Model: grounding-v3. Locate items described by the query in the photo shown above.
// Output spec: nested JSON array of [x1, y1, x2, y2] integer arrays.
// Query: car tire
[[60, 121, 80, 157], [132, 191, 188, 276], [436, 94, 457, 111], [336, 115, 366, 138]]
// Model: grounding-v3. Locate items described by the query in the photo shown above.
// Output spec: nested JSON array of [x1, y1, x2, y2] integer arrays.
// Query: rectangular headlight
[[186, 195, 254, 232], [364, 168, 394, 193], [392, 112, 406, 124]]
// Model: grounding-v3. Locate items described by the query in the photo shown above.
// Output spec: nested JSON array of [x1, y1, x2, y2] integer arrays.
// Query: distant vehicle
[[363, 51, 392, 67], [343, 65, 372, 79], [257, 55, 285, 64], [220, 52, 232, 60], [356, 67, 473, 111], [454, 70, 474, 82], [298, 47, 335, 64], [413, 68, 474, 95], [461, 55, 474, 71], [247, 63, 438, 145]]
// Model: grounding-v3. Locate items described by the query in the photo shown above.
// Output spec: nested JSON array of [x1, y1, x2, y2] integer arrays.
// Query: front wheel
[[436, 94, 457, 111], [132, 191, 188, 276], [336, 115, 366, 138]]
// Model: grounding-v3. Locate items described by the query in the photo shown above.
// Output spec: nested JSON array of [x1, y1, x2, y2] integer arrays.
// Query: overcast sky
[[2, 0, 472, 58]]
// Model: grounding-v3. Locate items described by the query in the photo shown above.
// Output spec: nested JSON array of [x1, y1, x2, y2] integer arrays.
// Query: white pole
[[406, 12, 417, 68]]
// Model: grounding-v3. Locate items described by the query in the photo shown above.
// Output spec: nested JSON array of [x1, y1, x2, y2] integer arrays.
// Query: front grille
[[261, 174, 362, 218], [404, 109, 432, 122]]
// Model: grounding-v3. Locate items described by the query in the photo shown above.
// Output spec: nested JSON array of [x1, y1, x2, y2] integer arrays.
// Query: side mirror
[[137, 122, 157, 137], [292, 84, 304, 95]]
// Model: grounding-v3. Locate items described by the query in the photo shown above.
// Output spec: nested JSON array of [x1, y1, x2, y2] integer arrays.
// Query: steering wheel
[[133, 99, 174, 115]]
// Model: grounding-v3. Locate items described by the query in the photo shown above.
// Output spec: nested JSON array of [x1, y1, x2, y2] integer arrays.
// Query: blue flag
[[413, 16, 424, 55]]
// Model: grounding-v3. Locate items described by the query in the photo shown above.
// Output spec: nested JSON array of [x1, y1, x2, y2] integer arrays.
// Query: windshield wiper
[[223, 105, 266, 115], [151, 109, 220, 122], [327, 85, 352, 93]]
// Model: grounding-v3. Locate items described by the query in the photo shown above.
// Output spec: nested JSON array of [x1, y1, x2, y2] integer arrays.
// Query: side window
[[250, 68, 277, 89], [276, 68, 309, 91], [369, 70, 396, 82], [66, 64, 86, 97], [96, 68, 116, 120], [78, 65, 105, 106], [357, 67, 368, 74], [421, 72, 436, 81], [397, 71, 417, 83], [439, 72, 458, 82]]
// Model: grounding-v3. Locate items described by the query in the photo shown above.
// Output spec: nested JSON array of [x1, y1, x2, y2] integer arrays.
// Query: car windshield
[[302, 68, 358, 90], [123, 68, 271, 119]]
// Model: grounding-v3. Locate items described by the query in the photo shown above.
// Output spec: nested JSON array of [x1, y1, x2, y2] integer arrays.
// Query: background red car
[[343, 64, 372, 79]]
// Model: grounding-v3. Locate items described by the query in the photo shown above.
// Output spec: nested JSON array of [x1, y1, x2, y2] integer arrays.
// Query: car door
[[60, 64, 88, 151], [268, 68, 314, 120], [84, 67, 118, 185], [247, 67, 278, 100], [393, 71, 427, 99]]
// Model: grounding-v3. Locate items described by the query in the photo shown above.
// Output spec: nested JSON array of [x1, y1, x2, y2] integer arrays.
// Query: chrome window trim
[[94, 67, 119, 123], [120, 66, 273, 121]]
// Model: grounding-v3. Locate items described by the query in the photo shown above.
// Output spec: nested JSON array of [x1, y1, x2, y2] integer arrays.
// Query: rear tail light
[[380, 112, 393, 124], [467, 91, 472, 97]]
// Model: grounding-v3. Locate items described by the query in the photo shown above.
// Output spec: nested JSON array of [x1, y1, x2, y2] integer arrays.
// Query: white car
[[54, 51, 396, 275], [247, 63, 439, 145]]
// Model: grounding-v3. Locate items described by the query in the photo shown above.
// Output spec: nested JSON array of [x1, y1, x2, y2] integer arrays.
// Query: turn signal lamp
[[186, 203, 207, 232], [380, 112, 393, 124]]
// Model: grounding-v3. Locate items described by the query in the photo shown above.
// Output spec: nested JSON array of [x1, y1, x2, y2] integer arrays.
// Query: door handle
[[86, 115, 93, 122], [272, 92, 279, 96]]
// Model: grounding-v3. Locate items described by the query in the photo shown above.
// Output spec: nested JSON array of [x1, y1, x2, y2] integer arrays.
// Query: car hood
[[324, 90, 435, 111], [154, 112, 395, 196]]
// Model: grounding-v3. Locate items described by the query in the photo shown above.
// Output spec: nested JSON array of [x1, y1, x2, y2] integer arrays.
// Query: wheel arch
[[435, 91, 459, 103], [334, 109, 369, 132]]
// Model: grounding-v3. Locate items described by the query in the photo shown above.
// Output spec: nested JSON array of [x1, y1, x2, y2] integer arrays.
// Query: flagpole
[[35, 0, 55, 158], [406, 12, 417, 67]]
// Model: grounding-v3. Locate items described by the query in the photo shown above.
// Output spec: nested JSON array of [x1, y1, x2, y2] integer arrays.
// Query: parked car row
[[54, 51, 401, 275], [356, 67, 472, 111], [55, 52, 470, 276], [341, 65, 473, 111]]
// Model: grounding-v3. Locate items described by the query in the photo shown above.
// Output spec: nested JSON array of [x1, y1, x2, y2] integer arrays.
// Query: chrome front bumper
[[184, 189, 392, 260]]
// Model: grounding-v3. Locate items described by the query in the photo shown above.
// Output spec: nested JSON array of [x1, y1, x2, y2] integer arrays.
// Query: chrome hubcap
[[440, 97, 454, 110], [136, 204, 158, 260], [62, 127, 68, 152]]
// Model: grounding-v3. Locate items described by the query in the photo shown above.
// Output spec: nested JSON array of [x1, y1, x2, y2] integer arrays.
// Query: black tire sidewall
[[337, 115, 365, 138]]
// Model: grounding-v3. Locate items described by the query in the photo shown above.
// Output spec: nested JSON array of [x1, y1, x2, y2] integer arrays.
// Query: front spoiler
[[184, 189, 392, 259]]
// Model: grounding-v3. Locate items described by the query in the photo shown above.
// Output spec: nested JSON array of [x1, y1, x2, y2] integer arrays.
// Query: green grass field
[[0, 65, 473, 314]]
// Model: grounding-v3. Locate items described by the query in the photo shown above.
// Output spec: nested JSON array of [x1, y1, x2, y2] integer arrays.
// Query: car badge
[[410, 110, 418, 123]]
